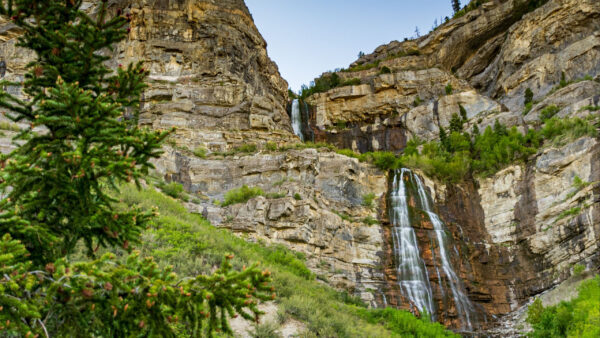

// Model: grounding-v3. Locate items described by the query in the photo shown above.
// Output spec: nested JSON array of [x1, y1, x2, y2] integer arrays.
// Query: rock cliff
[[300, 0, 600, 332]]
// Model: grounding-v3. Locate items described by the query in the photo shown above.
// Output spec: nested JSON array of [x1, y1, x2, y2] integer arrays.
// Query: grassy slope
[[116, 184, 457, 337]]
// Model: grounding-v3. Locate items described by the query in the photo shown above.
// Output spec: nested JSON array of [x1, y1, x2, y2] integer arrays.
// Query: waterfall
[[413, 174, 476, 330], [390, 168, 476, 330], [389, 168, 436, 319], [291, 99, 304, 141]]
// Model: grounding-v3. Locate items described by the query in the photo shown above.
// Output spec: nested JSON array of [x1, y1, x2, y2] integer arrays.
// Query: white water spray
[[291, 99, 304, 141]]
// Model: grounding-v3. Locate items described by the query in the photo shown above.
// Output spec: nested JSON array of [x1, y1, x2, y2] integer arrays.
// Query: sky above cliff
[[245, 0, 455, 92]]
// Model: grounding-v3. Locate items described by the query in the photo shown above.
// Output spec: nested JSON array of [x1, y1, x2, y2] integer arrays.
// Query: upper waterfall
[[291, 99, 304, 141]]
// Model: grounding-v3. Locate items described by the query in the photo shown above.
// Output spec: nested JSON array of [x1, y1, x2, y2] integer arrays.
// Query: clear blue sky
[[245, 0, 455, 92]]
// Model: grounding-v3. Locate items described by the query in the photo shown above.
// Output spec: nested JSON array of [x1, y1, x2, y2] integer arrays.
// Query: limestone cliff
[[301, 0, 600, 332]]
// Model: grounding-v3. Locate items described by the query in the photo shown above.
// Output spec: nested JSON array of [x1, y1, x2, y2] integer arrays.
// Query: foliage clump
[[222, 185, 265, 206], [526, 276, 600, 338]]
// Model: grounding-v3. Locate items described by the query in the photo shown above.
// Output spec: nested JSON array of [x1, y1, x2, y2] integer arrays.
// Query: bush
[[340, 78, 362, 86], [525, 88, 534, 105], [541, 117, 597, 146], [236, 143, 257, 153], [413, 96, 423, 107], [540, 105, 560, 120], [222, 185, 265, 206], [193, 146, 207, 158], [159, 181, 185, 199], [362, 193, 376, 208], [248, 322, 282, 338], [523, 101, 533, 115], [379, 66, 392, 74], [266, 142, 278, 151], [294, 193, 302, 201], [445, 83, 453, 95], [527, 276, 600, 338], [573, 264, 586, 277]]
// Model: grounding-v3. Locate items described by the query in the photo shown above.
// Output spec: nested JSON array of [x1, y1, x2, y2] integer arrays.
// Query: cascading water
[[389, 168, 476, 330], [291, 99, 304, 141], [389, 168, 436, 319], [413, 174, 476, 330]]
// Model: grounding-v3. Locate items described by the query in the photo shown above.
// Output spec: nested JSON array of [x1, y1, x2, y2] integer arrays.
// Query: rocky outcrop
[[154, 147, 390, 304]]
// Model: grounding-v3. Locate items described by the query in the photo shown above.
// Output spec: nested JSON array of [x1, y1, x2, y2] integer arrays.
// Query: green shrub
[[248, 321, 282, 338], [445, 83, 453, 95], [379, 66, 392, 74], [573, 264, 586, 277], [236, 143, 257, 153], [525, 88, 534, 105], [0, 121, 21, 131], [527, 298, 545, 325], [294, 193, 302, 201], [266, 142, 278, 151], [523, 101, 533, 115], [362, 193, 376, 208], [193, 146, 207, 158], [362, 216, 379, 225], [158, 181, 185, 199], [541, 117, 597, 146], [340, 78, 362, 86], [413, 96, 423, 107], [556, 207, 582, 222], [222, 185, 265, 206], [336, 148, 361, 158], [540, 105, 560, 120], [527, 276, 600, 338], [356, 308, 458, 337]]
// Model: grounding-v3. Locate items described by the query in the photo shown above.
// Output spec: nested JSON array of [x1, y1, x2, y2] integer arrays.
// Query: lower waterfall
[[389, 168, 477, 330], [390, 168, 436, 319]]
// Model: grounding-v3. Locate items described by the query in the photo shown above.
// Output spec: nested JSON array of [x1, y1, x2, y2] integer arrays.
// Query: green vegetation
[[248, 321, 282, 338], [293, 193, 302, 201], [541, 116, 598, 147], [120, 185, 457, 337], [267, 192, 287, 199], [299, 73, 362, 99], [572, 264, 586, 277], [193, 146, 207, 158], [550, 74, 595, 94], [0, 120, 20, 131], [413, 96, 423, 107], [524, 102, 534, 115], [578, 105, 600, 112], [525, 88, 534, 105], [357, 308, 458, 337], [526, 276, 600, 338], [379, 66, 392, 74], [556, 207, 582, 222], [158, 181, 185, 199], [362, 216, 379, 225], [212, 143, 258, 157], [540, 105, 560, 120], [222, 185, 265, 206], [362, 193, 376, 208], [266, 142, 279, 151], [566, 175, 591, 199], [445, 83, 453, 95]]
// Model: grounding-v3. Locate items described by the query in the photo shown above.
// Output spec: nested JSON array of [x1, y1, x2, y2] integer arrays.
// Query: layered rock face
[[301, 0, 600, 331], [154, 148, 389, 302]]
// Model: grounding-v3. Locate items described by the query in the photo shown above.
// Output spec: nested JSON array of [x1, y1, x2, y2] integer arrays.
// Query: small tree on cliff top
[[0, 0, 272, 336], [452, 0, 462, 13]]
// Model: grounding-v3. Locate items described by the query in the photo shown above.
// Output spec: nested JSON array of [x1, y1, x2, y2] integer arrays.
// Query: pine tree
[[0, 1, 272, 336], [452, 0, 462, 13]]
